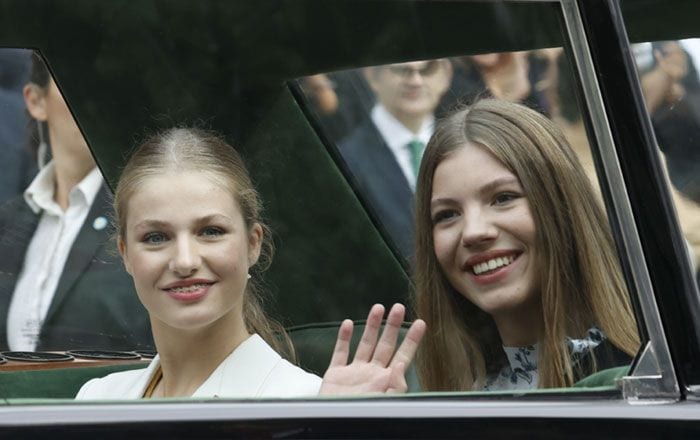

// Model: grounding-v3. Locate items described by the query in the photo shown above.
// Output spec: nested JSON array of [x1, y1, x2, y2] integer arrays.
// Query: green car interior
[[0, 0, 697, 402]]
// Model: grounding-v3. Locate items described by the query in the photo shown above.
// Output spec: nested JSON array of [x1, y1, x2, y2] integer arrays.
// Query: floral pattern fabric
[[483, 327, 605, 391]]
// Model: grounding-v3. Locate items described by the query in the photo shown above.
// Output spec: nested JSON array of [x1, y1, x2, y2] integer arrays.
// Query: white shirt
[[370, 104, 434, 189], [7, 163, 103, 351]]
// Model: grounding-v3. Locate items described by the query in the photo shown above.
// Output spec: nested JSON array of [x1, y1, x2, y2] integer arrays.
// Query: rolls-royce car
[[0, 0, 698, 437]]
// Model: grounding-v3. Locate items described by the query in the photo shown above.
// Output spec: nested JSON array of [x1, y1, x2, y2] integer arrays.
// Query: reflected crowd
[[0, 51, 152, 354], [301, 42, 700, 282]]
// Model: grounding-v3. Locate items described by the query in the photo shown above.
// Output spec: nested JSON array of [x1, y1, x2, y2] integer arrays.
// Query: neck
[[492, 303, 543, 347], [51, 147, 96, 211], [151, 312, 250, 398]]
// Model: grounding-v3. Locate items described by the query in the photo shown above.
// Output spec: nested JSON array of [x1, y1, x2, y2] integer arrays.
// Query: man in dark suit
[[0, 186, 152, 351], [0, 53, 152, 352], [339, 59, 452, 260]]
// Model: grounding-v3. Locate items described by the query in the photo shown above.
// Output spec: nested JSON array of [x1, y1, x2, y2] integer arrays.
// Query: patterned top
[[483, 327, 606, 391]]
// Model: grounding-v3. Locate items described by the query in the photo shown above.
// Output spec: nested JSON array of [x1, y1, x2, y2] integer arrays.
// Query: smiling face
[[118, 170, 262, 333], [430, 144, 540, 323]]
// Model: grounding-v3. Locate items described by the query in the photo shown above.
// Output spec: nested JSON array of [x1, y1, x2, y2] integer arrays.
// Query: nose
[[404, 69, 425, 85], [169, 235, 201, 276], [461, 209, 498, 248]]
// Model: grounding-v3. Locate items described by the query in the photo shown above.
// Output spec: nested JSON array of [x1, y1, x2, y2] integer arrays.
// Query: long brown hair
[[114, 127, 295, 361], [414, 99, 639, 390]]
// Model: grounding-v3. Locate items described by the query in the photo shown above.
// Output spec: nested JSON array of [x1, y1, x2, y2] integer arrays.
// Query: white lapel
[[119, 355, 162, 399], [192, 334, 280, 398]]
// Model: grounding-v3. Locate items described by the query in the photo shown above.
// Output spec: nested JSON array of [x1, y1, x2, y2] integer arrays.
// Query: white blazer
[[75, 334, 322, 399]]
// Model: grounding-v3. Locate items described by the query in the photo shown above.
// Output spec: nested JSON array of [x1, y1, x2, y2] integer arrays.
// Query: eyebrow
[[430, 197, 456, 210], [478, 176, 521, 196], [430, 176, 521, 209], [132, 219, 170, 231], [132, 214, 233, 231], [195, 214, 234, 226]]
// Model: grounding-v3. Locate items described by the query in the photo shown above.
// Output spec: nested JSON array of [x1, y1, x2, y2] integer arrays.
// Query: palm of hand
[[320, 362, 393, 395], [318, 304, 425, 396]]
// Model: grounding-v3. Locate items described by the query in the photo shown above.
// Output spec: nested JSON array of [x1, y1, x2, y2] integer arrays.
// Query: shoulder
[[209, 334, 321, 398], [75, 362, 157, 400], [259, 357, 323, 397], [589, 339, 633, 370], [93, 184, 113, 211], [0, 194, 27, 210], [0, 196, 36, 244], [339, 120, 383, 155], [570, 329, 632, 381], [0, 195, 31, 221]]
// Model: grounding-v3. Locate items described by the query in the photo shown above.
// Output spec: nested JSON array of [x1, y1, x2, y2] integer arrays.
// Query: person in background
[[436, 50, 556, 121], [339, 59, 452, 260], [641, 41, 700, 203], [644, 41, 700, 277], [301, 71, 375, 142], [0, 48, 36, 204], [0, 52, 152, 351]]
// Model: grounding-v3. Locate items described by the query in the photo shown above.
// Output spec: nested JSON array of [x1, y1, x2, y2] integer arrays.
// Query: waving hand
[[319, 303, 426, 395]]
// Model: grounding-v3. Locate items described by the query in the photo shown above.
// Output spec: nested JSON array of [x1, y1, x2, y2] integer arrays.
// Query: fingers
[[327, 319, 353, 368], [389, 318, 427, 373], [371, 303, 405, 366], [342, 303, 426, 371], [352, 304, 385, 362]]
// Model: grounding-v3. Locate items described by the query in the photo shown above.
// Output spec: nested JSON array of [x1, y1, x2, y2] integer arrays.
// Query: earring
[[36, 120, 48, 169], [247, 273, 252, 280]]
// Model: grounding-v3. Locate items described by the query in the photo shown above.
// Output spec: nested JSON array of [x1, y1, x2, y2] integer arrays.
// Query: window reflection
[[632, 39, 700, 283], [334, 59, 452, 259], [299, 49, 589, 261], [0, 48, 35, 204], [0, 51, 153, 357]]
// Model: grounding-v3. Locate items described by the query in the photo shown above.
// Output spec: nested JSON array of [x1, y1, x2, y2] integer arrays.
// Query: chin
[[158, 309, 223, 331], [485, 296, 540, 318]]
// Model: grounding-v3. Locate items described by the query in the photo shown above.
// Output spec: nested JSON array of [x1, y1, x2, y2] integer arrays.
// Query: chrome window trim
[[560, 0, 679, 402], [0, 399, 699, 426]]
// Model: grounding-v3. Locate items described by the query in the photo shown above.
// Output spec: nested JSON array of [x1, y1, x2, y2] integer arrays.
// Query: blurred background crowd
[[300, 41, 700, 282]]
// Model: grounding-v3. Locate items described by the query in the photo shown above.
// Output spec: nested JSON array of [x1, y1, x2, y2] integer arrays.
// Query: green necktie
[[407, 139, 425, 176]]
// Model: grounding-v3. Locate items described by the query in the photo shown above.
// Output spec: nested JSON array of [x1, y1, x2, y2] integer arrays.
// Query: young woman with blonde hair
[[414, 98, 639, 391], [76, 127, 424, 399]]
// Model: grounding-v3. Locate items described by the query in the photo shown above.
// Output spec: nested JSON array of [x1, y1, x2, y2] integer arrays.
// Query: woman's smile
[[431, 144, 539, 318], [161, 278, 217, 302], [119, 170, 262, 331], [463, 250, 523, 285]]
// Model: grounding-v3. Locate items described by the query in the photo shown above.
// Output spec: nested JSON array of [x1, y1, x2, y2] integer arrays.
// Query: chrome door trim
[[560, 0, 679, 402]]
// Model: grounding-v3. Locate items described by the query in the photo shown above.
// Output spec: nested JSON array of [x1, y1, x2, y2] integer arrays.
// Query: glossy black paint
[[1, 416, 700, 439]]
